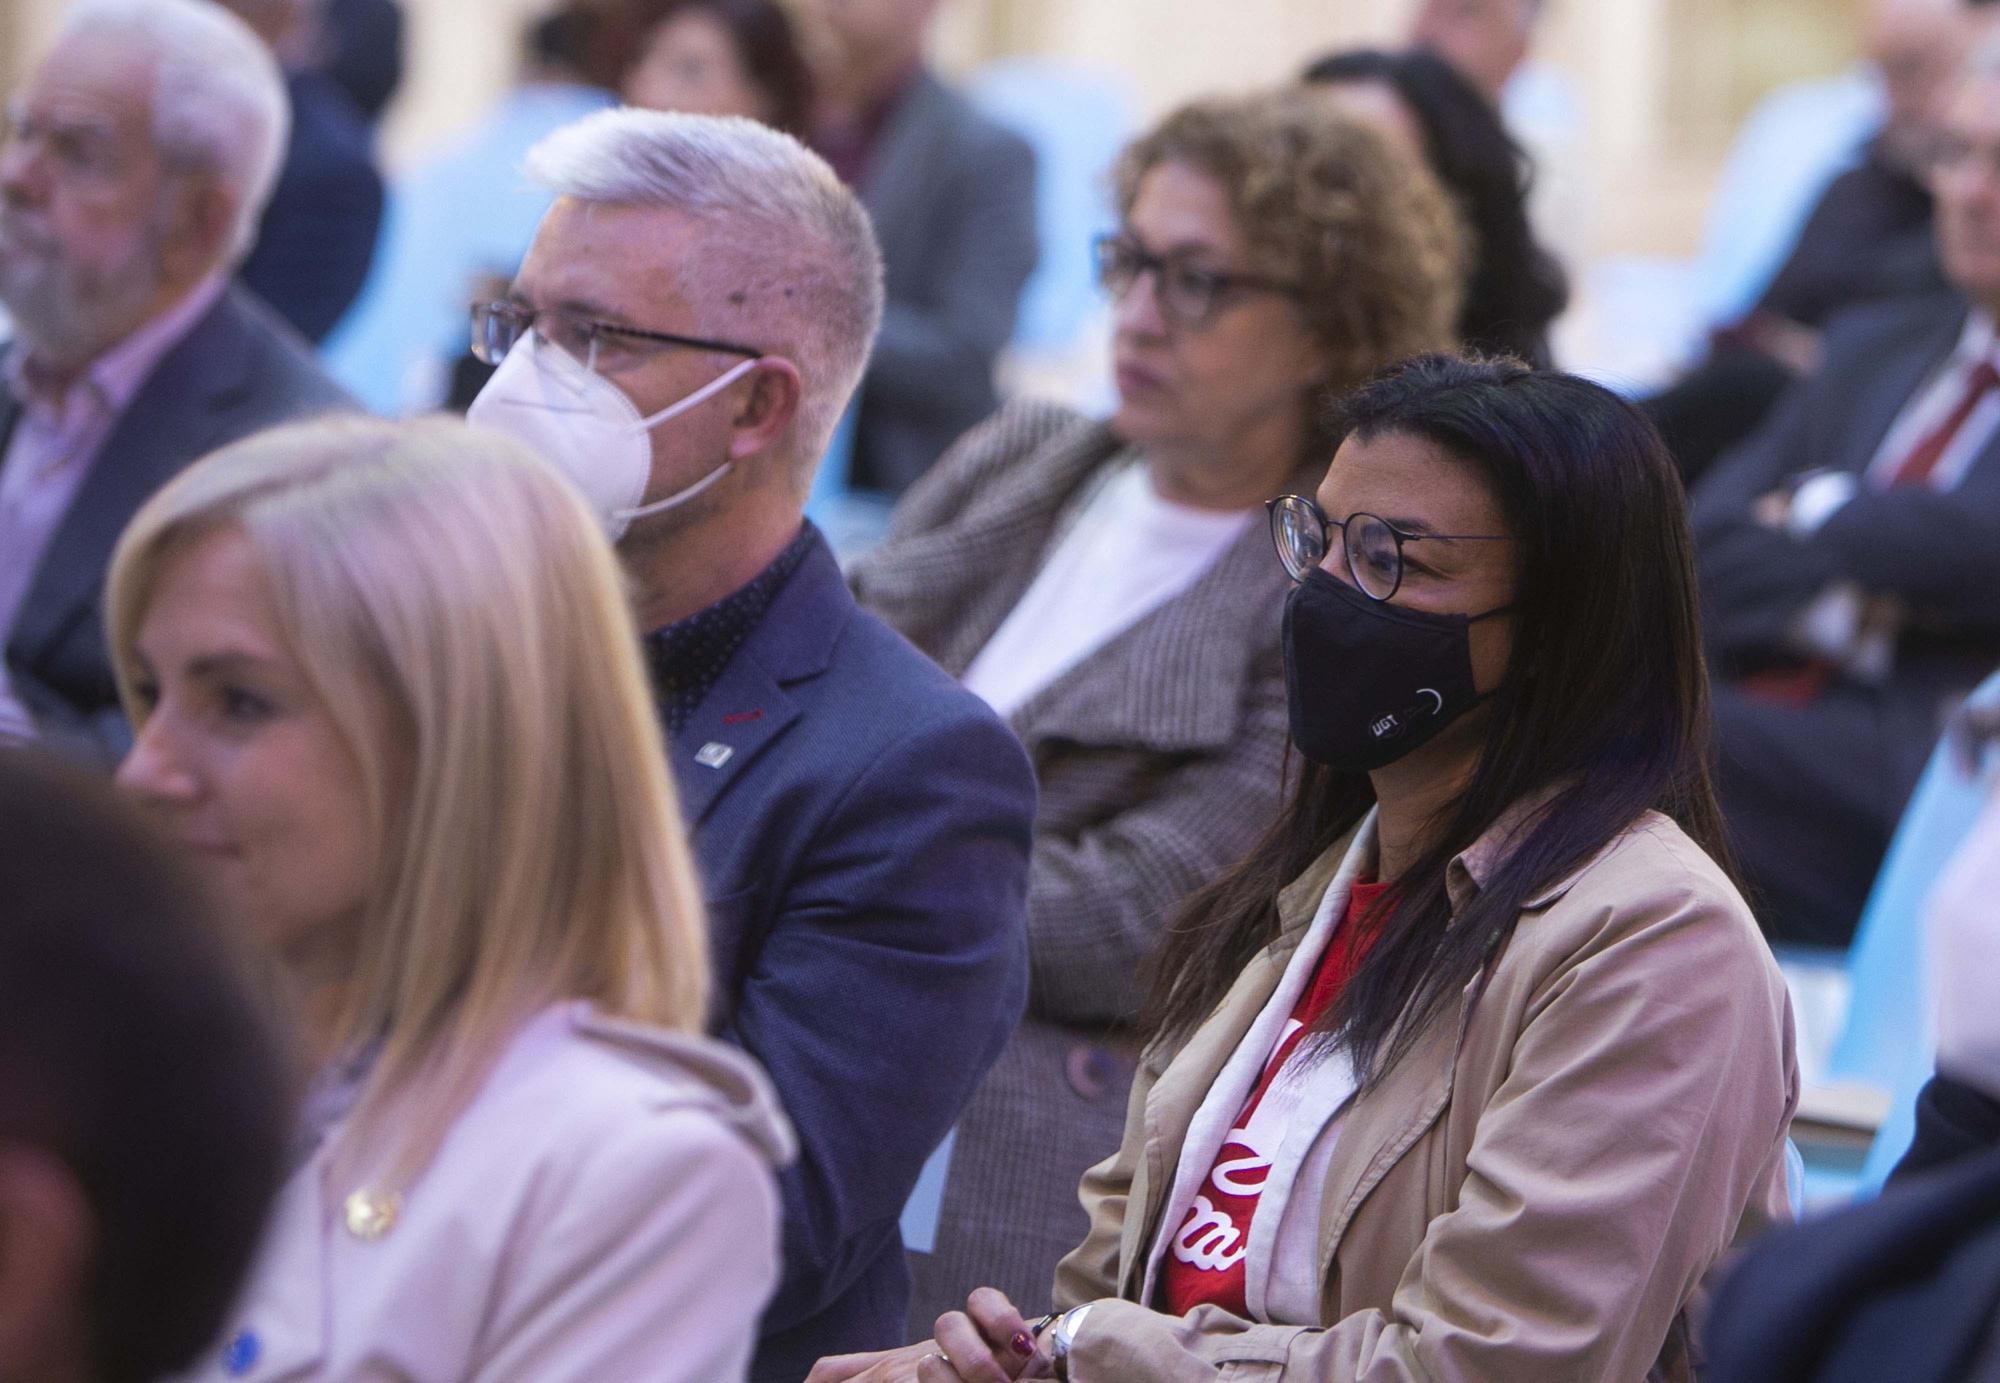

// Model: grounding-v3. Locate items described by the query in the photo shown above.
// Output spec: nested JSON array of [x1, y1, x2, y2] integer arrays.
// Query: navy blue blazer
[[668, 526, 1035, 1383], [241, 69, 387, 343], [0, 286, 355, 760], [1705, 1075, 2000, 1381]]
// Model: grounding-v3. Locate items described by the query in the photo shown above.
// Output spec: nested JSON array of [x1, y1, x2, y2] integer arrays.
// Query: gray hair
[[525, 109, 886, 473], [58, 0, 290, 260]]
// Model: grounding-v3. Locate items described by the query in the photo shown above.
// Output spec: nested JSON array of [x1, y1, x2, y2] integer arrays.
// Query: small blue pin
[[223, 1328, 261, 1376]]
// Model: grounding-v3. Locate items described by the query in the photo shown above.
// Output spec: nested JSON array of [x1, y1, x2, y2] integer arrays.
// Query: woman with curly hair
[[848, 86, 1464, 1339]]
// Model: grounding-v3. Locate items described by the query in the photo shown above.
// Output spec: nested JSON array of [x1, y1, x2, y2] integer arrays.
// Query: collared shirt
[[1863, 309, 2000, 492], [808, 64, 921, 188], [0, 273, 228, 644], [0, 274, 227, 729], [645, 523, 815, 737]]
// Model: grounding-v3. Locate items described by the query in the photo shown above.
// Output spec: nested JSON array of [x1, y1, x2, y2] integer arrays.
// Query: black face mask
[[1282, 568, 1511, 772]]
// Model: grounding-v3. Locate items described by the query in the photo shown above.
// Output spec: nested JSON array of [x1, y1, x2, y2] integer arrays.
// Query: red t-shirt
[[1157, 879, 1390, 1319]]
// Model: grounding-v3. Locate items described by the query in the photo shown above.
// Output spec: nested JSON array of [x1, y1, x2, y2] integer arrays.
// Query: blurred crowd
[[3, 0, 2000, 1380]]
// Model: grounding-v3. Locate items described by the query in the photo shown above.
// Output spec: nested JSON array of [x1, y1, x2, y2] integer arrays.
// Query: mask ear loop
[[613, 357, 765, 525], [627, 356, 762, 432]]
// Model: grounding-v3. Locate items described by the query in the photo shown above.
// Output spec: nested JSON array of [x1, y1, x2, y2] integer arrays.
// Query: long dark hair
[[1140, 355, 1732, 1080], [1303, 49, 1569, 368]]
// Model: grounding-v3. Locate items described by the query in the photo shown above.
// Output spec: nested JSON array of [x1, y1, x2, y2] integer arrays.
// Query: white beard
[[0, 206, 167, 372]]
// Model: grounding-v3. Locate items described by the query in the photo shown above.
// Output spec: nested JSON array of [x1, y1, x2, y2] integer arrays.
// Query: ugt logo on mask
[[1369, 713, 1403, 740]]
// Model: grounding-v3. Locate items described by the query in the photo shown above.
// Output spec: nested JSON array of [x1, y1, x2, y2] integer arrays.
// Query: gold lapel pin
[[343, 1189, 402, 1242]]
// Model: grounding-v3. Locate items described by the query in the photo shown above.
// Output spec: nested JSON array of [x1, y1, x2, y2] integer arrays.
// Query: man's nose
[[0, 136, 48, 207]]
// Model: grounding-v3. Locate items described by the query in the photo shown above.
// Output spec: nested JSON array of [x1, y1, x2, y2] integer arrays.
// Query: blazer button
[[1066, 1044, 1117, 1101]]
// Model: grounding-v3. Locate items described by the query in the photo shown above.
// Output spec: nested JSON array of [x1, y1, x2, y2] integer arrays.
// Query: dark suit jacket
[[1755, 139, 1944, 330], [1704, 1075, 2000, 1381], [851, 402, 1297, 1326], [1, 286, 355, 759], [669, 526, 1035, 1383], [850, 69, 1037, 497], [1692, 292, 2000, 783], [321, 0, 405, 124], [241, 70, 387, 343]]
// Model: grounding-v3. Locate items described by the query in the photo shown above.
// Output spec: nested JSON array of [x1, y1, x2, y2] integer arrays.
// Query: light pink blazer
[[179, 1002, 795, 1382]]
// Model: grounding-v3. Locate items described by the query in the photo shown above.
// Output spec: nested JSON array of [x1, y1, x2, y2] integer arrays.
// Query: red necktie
[[1884, 358, 2000, 488]]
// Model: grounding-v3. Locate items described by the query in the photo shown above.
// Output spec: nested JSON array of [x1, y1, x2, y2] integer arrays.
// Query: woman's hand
[[804, 1288, 1053, 1383]]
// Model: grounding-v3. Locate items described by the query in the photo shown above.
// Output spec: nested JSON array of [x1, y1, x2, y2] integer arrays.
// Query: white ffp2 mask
[[468, 334, 760, 542]]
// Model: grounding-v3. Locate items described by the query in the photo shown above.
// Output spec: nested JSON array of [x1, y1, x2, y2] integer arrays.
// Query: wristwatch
[[1048, 1304, 1094, 1382]]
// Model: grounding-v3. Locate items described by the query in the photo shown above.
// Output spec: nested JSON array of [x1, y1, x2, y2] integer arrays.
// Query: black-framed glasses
[[1092, 233, 1302, 329], [470, 301, 762, 377], [1266, 494, 1514, 601]]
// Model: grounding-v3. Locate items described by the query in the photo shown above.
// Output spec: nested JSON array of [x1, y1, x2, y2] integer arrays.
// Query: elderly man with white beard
[[0, 0, 351, 757]]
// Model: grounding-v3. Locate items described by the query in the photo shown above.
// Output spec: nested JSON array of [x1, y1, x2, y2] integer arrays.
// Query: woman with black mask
[[811, 355, 1797, 1383]]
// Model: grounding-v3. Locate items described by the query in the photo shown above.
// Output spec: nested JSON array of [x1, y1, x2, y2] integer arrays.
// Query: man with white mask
[[0, 0, 352, 757], [466, 108, 1035, 1383]]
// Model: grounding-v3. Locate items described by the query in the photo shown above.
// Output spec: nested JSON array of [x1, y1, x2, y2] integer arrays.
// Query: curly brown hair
[[1114, 87, 1465, 447]]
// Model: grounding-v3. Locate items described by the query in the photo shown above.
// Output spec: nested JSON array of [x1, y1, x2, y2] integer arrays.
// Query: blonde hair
[[105, 415, 709, 1190]]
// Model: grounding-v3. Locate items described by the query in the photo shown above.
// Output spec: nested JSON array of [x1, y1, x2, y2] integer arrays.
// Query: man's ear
[[158, 173, 239, 287], [727, 358, 805, 461], [0, 1142, 94, 1383]]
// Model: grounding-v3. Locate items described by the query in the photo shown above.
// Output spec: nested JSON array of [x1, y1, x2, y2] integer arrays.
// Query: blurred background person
[[1651, 0, 1991, 486], [222, 0, 388, 343], [1303, 46, 1569, 368], [1705, 740, 2000, 1381], [605, 0, 814, 135], [798, 0, 1038, 498], [1692, 46, 2000, 949], [818, 357, 1795, 1383], [110, 415, 792, 1382], [1408, 0, 1537, 108], [321, 0, 404, 126], [466, 109, 1036, 1381], [0, 749, 289, 1383], [0, 0, 351, 760], [850, 88, 1462, 1330], [1406, 0, 1584, 279]]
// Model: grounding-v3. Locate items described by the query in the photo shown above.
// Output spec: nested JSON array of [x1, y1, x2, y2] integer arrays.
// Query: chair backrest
[[1837, 670, 2000, 1190], [967, 60, 1135, 356]]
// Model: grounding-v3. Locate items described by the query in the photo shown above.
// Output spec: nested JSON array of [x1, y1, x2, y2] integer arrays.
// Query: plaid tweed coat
[[849, 400, 1299, 1329]]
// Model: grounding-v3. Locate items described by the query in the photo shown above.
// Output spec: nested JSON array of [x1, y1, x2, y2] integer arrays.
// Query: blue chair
[[1794, 670, 2000, 1200], [967, 60, 1135, 360]]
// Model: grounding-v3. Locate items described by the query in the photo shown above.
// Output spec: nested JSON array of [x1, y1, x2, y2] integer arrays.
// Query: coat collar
[[1137, 797, 1645, 1296], [855, 418, 1124, 674], [5, 287, 260, 666], [1272, 788, 1606, 938], [860, 420, 1305, 756], [1836, 295, 1973, 478], [1005, 506, 1289, 755], [667, 524, 851, 824]]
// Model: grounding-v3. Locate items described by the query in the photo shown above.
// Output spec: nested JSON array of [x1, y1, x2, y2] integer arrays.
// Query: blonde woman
[[109, 415, 794, 1382]]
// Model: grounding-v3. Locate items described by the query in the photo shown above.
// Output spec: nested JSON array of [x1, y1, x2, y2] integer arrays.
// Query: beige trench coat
[[1051, 809, 1799, 1382]]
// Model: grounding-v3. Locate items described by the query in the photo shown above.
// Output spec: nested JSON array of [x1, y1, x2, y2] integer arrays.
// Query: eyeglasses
[[1092, 233, 1301, 329], [0, 102, 135, 187], [1266, 494, 1514, 601], [470, 301, 762, 377]]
